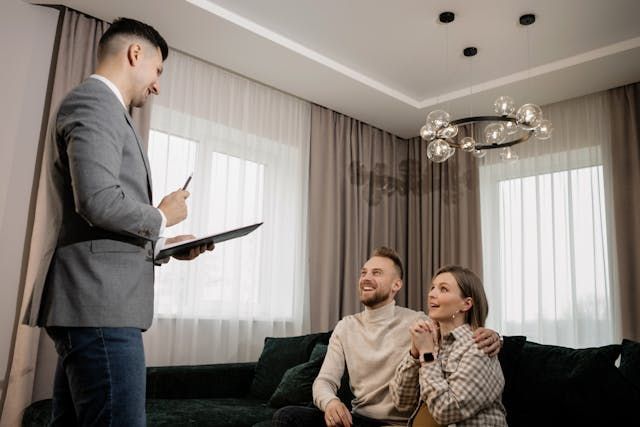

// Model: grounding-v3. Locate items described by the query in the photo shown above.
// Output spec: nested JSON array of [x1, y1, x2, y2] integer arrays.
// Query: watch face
[[422, 352, 435, 362]]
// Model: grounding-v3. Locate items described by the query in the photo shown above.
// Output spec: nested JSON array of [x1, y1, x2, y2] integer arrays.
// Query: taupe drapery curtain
[[308, 104, 409, 330], [608, 82, 640, 341], [0, 8, 152, 425], [308, 104, 483, 331], [404, 133, 483, 313]]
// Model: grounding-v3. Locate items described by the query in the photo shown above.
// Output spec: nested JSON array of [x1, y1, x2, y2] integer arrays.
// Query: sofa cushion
[[506, 341, 623, 426], [309, 343, 328, 361], [250, 332, 331, 399], [20, 399, 51, 427], [146, 362, 256, 399], [268, 345, 327, 407], [497, 335, 526, 383], [619, 338, 640, 391], [497, 335, 526, 424], [146, 397, 275, 427], [22, 398, 277, 427]]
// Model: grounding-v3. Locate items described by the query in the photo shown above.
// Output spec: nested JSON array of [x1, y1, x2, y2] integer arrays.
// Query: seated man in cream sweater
[[272, 247, 501, 427]]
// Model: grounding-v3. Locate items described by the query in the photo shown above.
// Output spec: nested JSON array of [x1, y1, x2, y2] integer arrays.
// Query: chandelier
[[421, 12, 553, 163]]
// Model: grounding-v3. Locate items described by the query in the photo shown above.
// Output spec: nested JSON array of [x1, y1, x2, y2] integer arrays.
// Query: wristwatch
[[421, 352, 435, 363]]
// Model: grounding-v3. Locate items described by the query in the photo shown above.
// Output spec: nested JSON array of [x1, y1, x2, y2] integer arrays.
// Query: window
[[480, 150, 615, 347], [141, 50, 310, 365], [148, 129, 289, 320]]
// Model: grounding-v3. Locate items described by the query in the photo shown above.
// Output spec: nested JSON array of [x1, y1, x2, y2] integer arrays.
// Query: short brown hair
[[371, 247, 403, 280], [433, 265, 488, 329]]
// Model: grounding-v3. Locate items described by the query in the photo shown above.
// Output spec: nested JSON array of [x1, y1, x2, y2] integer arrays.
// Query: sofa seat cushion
[[22, 398, 276, 427], [147, 397, 275, 427]]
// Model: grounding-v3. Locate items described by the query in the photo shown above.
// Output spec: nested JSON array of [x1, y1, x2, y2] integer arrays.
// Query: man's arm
[[313, 325, 346, 410], [59, 95, 167, 240], [312, 323, 353, 426]]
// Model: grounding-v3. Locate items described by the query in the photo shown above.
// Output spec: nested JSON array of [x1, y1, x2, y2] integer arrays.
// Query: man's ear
[[392, 278, 403, 292], [127, 43, 142, 66]]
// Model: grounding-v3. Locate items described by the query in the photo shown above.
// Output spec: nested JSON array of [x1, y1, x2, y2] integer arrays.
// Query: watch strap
[[422, 352, 435, 363]]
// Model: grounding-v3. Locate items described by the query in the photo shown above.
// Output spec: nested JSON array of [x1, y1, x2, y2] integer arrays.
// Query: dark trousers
[[46, 327, 146, 427], [272, 404, 388, 427]]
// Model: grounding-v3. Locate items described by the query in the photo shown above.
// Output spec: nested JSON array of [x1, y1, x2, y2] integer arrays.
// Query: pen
[[182, 173, 193, 191]]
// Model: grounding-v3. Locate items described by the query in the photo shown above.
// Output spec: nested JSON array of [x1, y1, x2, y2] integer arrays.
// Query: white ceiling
[[31, 0, 640, 138]]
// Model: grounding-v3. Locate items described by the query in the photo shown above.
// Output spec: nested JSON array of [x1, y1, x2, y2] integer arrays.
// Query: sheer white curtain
[[479, 92, 618, 347], [143, 50, 311, 366]]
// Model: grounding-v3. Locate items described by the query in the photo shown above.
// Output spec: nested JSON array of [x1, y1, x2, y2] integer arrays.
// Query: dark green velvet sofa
[[22, 333, 640, 427], [22, 331, 343, 427]]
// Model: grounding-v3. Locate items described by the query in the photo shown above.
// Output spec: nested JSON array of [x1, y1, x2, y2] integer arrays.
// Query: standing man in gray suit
[[34, 18, 212, 426]]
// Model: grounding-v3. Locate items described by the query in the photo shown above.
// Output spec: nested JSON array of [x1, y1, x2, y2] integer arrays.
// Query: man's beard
[[360, 288, 391, 307]]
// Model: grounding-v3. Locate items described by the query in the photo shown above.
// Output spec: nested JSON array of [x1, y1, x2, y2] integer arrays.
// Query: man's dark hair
[[371, 246, 404, 280], [98, 17, 168, 61]]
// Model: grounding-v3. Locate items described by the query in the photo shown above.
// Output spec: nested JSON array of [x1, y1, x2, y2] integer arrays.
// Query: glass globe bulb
[[420, 124, 437, 141], [427, 139, 452, 163], [504, 120, 519, 135], [484, 122, 507, 145], [437, 124, 459, 139], [445, 144, 456, 160], [426, 110, 451, 130], [493, 96, 516, 116], [499, 147, 519, 162], [516, 103, 543, 131], [534, 119, 553, 140], [460, 136, 476, 152], [472, 149, 486, 159]]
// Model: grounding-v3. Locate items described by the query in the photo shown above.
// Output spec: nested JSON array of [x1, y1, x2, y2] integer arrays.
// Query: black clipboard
[[156, 222, 262, 259]]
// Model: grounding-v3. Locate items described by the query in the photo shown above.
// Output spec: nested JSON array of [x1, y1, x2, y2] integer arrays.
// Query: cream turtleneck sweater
[[313, 301, 426, 425]]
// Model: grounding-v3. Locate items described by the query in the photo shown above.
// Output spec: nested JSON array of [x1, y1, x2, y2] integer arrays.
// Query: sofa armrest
[[146, 362, 256, 399]]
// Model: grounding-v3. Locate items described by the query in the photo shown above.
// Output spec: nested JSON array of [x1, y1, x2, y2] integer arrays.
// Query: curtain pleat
[[608, 83, 640, 341]]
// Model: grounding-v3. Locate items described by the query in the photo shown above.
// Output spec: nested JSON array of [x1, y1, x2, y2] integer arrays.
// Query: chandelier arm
[[448, 115, 533, 150], [475, 130, 533, 150], [449, 116, 516, 126]]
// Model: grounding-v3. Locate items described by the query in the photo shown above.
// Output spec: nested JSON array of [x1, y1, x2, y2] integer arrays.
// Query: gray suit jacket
[[34, 77, 162, 329]]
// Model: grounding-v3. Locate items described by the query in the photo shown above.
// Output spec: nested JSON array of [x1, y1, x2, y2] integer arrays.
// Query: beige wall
[[0, 0, 58, 403]]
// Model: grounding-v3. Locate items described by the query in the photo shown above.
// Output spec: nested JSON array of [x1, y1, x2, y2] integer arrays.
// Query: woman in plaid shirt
[[389, 265, 507, 426]]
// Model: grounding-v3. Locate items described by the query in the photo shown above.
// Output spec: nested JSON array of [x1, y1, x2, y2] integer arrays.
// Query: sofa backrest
[[498, 336, 639, 426]]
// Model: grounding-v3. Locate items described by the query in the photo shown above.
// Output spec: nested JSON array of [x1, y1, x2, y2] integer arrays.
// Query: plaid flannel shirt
[[389, 324, 507, 426]]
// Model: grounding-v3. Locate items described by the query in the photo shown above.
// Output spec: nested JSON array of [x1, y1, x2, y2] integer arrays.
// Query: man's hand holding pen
[[158, 173, 193, 227], [157, 173, 214, 262], [158, 190, 189, 226]]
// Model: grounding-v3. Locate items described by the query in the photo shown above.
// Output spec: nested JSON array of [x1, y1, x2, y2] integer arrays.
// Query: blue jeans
[[46, 327, 146, 427]]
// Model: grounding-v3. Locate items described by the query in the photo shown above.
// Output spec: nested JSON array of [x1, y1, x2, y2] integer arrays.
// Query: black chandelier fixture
[[420, 12, 553, 163]]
